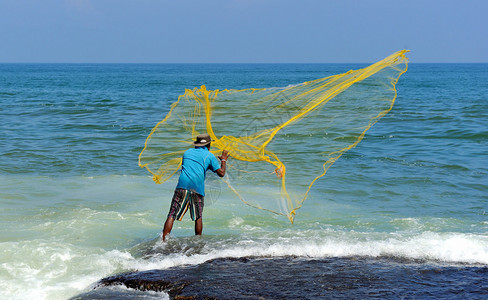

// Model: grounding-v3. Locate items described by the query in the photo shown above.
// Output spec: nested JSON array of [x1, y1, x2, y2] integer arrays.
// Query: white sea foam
[[127, 231, 488, 274], [1, 175, 487, 299], [0, 240, 136, 300], [6, 230, 482, 300], [4, 228, 484, 300], [91, 285, 170, 299]]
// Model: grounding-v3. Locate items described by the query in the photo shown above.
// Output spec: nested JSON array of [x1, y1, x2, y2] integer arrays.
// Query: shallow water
[[0, 63, 487, 299]]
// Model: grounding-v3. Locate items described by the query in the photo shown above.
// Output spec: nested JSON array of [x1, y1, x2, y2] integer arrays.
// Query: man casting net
[[139, 50, 409, 223]]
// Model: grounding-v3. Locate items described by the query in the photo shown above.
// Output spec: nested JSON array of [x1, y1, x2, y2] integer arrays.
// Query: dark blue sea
[[0, 62, 487, 299]]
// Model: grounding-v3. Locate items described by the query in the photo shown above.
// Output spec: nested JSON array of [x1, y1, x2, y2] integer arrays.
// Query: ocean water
[[0, 63, 487, 299]]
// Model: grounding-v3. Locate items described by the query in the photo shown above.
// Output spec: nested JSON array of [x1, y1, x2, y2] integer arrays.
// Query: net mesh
[[139, 50, 409, 223]]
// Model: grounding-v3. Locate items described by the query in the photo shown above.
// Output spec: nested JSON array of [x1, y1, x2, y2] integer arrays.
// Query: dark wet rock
[[97, 270, 187, 297], [73, 256, 488, 300]]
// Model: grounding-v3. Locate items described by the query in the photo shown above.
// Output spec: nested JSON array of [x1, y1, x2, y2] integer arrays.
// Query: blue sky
[[0, 0, 487, 63]]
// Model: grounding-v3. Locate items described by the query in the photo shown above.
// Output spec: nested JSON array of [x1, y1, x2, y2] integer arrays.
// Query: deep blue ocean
[[0, 63, 487, 299]]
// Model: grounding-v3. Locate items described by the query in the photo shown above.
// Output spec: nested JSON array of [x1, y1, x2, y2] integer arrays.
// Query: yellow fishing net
[[139, 50, 409, 223]]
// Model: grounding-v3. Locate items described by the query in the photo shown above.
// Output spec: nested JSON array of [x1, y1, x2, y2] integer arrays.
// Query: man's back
[[176, 147, 220, 196]]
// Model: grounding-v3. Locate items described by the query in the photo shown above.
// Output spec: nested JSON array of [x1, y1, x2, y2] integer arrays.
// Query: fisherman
[[162, 133, 229, 241]]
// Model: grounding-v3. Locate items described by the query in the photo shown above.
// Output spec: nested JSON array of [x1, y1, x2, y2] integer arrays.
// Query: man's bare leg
[[195, 218, 203, 236], [162, 217, 175, 241]]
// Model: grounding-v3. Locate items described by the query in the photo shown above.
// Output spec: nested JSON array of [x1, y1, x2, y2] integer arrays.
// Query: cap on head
[[193, 133, 214, 147]]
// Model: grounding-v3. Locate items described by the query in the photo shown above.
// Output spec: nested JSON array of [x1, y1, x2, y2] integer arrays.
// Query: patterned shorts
[[168, 188, 204, 221]]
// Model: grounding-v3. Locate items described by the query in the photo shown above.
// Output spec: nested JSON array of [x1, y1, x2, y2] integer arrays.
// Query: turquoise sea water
[[0, 63, 487, 299]]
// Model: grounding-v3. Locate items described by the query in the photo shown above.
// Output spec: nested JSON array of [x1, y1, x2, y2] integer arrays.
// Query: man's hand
[[216, 150, 229, 177], [218, 150, 229, 161]]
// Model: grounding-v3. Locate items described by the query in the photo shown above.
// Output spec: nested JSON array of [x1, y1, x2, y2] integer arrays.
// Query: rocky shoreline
[[72, 256, 487, 299]]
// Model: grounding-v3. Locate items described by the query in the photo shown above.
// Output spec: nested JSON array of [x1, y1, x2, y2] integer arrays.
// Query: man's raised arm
[[216, 150, 229, 177]]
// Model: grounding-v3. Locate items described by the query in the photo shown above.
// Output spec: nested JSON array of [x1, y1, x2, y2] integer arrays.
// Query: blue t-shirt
[[176, 146, 221, 196]]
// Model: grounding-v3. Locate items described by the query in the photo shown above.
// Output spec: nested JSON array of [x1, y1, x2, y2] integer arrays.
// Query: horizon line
[[1, 61, 487, 64]]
